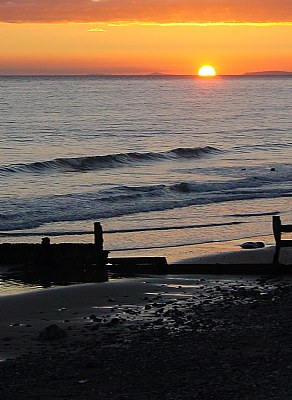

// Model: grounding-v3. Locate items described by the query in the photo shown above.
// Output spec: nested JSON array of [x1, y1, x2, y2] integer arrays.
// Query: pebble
[[38, 324, 68, 341]]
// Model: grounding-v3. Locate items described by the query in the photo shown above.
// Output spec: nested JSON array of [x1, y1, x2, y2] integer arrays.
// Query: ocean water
[[0, 75, 291, 258]]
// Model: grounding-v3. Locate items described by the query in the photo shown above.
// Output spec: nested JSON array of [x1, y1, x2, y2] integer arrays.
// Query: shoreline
[[1, 235, 291, 298], [110, 234, 292, 265]]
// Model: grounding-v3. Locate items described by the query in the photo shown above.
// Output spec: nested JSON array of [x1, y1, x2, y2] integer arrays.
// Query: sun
[[198, 65, 216, 77]]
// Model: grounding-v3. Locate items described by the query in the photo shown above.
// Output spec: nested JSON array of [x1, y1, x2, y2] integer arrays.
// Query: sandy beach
[[0, 245, 291, 399], [111, 235, 292, 265]]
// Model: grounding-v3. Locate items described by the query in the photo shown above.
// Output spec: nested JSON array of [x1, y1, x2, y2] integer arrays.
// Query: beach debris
[[38, 324, 68, 341], [240, 241, 265, 249]]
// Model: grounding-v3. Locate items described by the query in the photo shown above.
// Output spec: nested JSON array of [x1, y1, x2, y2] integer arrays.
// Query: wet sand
[[0, 246, 291, 399], [111, 235, 290, 265], [174, 242, 292, 265]]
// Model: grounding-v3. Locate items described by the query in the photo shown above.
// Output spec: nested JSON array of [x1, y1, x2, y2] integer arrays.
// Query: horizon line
[[1, 72, 292, 77]]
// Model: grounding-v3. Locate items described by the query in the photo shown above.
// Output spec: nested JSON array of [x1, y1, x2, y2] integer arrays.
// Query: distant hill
[[147, 72, 166, 76], [244, 71, 292, 76]]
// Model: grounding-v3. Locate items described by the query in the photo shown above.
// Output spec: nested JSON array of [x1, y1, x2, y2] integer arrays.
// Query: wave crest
[[0, 146, 220, 176]]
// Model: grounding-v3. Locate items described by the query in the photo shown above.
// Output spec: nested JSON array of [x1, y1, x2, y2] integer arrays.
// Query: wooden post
[[40, 237, 51, 272], [272, 216, 281, 264], [42, 237, 51, 246], [94, 222, 103, 253], [94, 222, 108, 273]]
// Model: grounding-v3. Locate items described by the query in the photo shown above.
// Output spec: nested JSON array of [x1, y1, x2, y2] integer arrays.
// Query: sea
[[0, 75, 291, 292]]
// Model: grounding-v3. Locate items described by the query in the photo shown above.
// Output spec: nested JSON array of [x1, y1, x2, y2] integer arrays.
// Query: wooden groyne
[[0, 243, 108, 267], [1, 221, 291, 279], [0, 222, 109, 283], [108, 256, 168, 274], [0, 222, 108, 266], [107, 259, 291, 275]]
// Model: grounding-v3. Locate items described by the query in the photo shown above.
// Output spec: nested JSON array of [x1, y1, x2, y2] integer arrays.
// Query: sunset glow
[[0, 1, 291, 75]]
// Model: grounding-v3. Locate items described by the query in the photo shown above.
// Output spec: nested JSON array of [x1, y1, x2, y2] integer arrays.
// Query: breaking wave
[[0, 169, 291, 232], [0, 146, 220, 176]]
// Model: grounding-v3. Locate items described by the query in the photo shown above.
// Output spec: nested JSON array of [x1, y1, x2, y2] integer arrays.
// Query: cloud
[[0, 0, 291, 24], [88, 27, 105, 32]]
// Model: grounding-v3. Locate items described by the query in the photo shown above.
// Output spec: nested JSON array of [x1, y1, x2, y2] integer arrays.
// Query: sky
[[1, 0, 292, 75]]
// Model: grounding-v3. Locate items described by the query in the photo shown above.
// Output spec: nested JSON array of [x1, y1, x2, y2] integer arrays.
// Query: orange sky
[[0, 1, 291, 75]]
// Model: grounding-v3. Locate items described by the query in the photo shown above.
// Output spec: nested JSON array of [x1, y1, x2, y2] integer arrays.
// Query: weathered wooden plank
[[281, 225, 292, 232], [108, 257, 168, 274]]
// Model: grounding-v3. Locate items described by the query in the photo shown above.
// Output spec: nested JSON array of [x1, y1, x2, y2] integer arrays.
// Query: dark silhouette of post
[[94, 222, 104, 253], [94, 222, 108, 273], [42, 237, 51, 246], [273, 216, 281, 264], [39, 236, 52, 285], [272, 215, 292, 265]]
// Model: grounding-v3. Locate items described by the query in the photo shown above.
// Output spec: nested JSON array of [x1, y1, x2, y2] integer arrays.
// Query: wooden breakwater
[[0, 222, 109, 283], [1, 220, 291, 279], [108, 256, 168, 274], [107, 258, 291, 275], [0, 243, 108, 267], [0, 245, 109, 285]]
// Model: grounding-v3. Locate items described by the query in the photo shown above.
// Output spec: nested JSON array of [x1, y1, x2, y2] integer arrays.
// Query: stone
[[38, 324, 68, 341], [153, 318, 164, 325], [109, 317, 120, 325], [240, 241, 265, 249], [77, 379, 89, 384]]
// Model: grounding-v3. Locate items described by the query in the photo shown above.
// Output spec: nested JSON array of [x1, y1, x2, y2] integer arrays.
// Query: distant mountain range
[[147, 71, 292, 77], [244, 71, 292, 76]]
